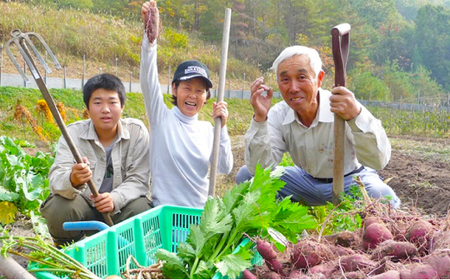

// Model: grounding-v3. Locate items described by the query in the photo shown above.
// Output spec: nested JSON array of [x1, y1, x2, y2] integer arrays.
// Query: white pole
[[0, 43, 3, 86], [82, 54, 85, 88], [115, 57, 118, 76], [208, 8, 232, 196]]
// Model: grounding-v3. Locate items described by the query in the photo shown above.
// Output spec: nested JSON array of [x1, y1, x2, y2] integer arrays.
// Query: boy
[[41, 73, 152, 246]]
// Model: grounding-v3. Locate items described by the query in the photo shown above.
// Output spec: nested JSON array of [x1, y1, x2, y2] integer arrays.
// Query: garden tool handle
[[209, 8, 232, 196], [0, 254, 35, 279], [17, 38, 114, 226], [37, 80, 114, 227], [331, 23, 351, 205]]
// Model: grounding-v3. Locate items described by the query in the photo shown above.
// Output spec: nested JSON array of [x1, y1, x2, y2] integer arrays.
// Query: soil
[[377, 135, 450, 217], [20, 134, 449, 218], [1, 133, 449, 278], [218, 134, 450, 218]]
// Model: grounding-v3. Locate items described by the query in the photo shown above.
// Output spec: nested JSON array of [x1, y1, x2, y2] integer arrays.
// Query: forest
[[2, 0, 450, 104]]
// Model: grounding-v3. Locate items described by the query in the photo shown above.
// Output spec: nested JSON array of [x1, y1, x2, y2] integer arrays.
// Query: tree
[[414, 4, 450, 89], [371, 14, 414, 69], [382, 60, 415, 101], [58, 0, 93, 10]]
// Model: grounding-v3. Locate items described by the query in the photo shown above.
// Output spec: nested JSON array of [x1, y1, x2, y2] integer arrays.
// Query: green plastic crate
[[31, 205, 261, 279]]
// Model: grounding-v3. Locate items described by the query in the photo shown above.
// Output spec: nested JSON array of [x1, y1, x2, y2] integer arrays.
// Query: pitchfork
[[5, 29, 114, 226]]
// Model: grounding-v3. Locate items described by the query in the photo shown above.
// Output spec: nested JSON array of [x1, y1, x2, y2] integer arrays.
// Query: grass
[[0, 86, 261, 145], [2, 84, 450, 149], [390, 137, 450, 163], [369, 106, 450, 138]]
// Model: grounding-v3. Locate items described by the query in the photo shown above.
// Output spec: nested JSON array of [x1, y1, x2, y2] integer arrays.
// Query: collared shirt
[[245, 88, 391, 178], [48, 118, 150, 214]]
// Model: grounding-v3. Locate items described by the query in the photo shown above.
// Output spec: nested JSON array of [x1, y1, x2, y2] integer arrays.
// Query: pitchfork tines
[[5, 29, 61, 83]]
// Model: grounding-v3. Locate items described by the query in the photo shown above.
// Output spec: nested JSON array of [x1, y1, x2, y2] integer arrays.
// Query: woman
[[140, 1, 233, 208]]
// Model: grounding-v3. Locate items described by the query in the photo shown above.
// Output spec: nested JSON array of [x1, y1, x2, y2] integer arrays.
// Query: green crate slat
[[30, 205, 261, 279]]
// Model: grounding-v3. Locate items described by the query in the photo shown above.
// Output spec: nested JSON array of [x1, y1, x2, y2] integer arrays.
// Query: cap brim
[[178, 74, 213, 88]]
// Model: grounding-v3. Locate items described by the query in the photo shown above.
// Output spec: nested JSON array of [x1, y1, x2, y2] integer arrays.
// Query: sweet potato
[[333, 245, 355, 256], [399, 270, 412, 279], [265, 259, 285, 276], [338, 254, 376, 272], [291, 240, 333, 269], [242, 269, 257, 279], [363, 223, 393, 250], [424, 249, 450, 278], [363, 216, 384, 230], [144, 0, 159, 44], [256, 240, 278, 261], [324, 231, 359, 247], [308, 262, 335, 277], [369, 270, 400, 279], [370, 240, 417, 260], [343, 271, 366, 279], [409, 264, 438, 279], [261, 271, 282, 279], [406, 220, 434, 254], [430, 231, 450, 252]]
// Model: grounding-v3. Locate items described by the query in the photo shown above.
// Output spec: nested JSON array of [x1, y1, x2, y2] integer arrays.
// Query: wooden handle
[[332, 23, 351, 36], [0, 254, 35, 279], [20, 40, 114, 226], [208, 8, 232, 197], [331, 23, 351, 206]]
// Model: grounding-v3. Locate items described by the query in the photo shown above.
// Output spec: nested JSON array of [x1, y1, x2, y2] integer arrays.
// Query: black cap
[[172, 60, 213, 88]]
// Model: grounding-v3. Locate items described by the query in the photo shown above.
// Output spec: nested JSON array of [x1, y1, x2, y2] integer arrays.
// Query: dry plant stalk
[[14, 101, 47, 142], [36, 99, 54, 124], [122, 256, 164, 279], [56, 101, 67, 122]]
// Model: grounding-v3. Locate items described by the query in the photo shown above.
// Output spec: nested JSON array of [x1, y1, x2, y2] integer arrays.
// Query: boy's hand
[[70, 157, 91, 188], [90, 193, 115, 213], [142, 1, 159, 44], [213, 101, 229, 128]]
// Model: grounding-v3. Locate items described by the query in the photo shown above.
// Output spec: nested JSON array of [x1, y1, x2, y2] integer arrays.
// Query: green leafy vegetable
[[0, 136, 53, 222], [157, 165, 318, 278]]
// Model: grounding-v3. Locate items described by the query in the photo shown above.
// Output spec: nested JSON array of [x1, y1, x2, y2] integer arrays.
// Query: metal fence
[[0, 44, 448, 112]]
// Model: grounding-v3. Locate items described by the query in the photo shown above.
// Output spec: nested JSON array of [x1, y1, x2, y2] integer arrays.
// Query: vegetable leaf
[[178, 242, 196, 261], [156, 249, 189, 279], [192, 260, 212, 279], [200, 198, 232, 238], [215, 252, 252, 279], [188, 225, 207, 258]]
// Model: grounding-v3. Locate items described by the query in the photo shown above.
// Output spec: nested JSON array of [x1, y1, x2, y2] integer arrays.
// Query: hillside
[[0, 2, 262, 90], [1, 0, 450, 102]]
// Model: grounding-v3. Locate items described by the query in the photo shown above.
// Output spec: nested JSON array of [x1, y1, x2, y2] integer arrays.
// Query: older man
[[237, 46, 400, 208]]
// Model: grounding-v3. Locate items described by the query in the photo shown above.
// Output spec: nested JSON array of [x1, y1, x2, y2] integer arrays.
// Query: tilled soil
[[219, 134, 450, 218], [2, 134, 449, 278]]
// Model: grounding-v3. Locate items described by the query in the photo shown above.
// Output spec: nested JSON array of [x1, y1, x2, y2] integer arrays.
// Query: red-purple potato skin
[[242, 269, 257, 279], [409, 264, 439, 279], [339, 254, 375, 272], [363, 223, 393, 250], [371, 240, 417, 260], [291, 240, 330, 269], [424, 250, 450, 278], [257, 240, 278, 260], [265, 258, 285, 276]]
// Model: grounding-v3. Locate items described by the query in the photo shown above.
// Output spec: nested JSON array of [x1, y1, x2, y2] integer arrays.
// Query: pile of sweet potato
[[244, 208, 450, 279]]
